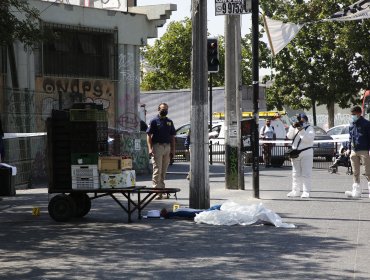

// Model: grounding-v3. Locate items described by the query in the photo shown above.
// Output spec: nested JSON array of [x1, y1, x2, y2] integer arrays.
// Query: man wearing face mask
[[286, 113, 315, 198], [146, 103, 176, 198], [344, 106, 370, 198]]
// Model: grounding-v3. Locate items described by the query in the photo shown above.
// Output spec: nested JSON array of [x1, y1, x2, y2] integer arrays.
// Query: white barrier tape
[[259, 139, 348, 144], [4, 133, 47, 139]]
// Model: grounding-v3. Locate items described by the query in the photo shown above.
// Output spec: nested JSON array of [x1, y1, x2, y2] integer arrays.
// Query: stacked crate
[[47, 105, 108, 191], [69, 106, 108, 189], [71, 165, 99, 190], [99, 156, 135, 188], [47, 110, 72, 190]]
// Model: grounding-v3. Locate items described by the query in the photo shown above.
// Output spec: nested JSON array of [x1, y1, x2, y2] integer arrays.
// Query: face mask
[[159, 110, 168, 117], [351, 115, 359, 122]]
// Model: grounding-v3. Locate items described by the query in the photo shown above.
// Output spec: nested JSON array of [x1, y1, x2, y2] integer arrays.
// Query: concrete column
[[117, 44, 140, 132]]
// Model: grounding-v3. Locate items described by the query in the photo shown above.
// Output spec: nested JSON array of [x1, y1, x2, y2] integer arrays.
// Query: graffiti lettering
[[93, 81, 103, 97], [40, 77, 113, 98]]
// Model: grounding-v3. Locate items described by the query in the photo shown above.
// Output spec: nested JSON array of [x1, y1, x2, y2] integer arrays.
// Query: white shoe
[[345, 183, 362, 198], [301, 192, 310, 198], [287, 190, 300, 197]]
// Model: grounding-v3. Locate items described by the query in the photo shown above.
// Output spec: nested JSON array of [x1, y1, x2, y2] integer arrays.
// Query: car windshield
[[314, 126, 327, 136]]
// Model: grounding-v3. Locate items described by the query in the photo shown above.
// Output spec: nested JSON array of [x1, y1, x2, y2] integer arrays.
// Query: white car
[[209, 118, 287, 167], [326, 124, 350, 150]]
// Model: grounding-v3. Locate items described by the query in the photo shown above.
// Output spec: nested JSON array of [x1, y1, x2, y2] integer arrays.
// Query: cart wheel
[[48, 194, 76, 222], [69, 193, 91, 218]]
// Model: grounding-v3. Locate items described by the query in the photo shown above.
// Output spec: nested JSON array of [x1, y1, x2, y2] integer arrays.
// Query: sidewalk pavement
[[1, 162, 370, 280]]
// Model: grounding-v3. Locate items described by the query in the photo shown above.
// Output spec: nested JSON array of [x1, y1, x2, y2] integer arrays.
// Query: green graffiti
[[119, 132, 150, 174]]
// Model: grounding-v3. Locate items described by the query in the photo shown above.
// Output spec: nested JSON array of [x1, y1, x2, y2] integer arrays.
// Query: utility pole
[[251, 0, 259, 198], [189, 0, 210, 209], [225, 15, 243, 190]]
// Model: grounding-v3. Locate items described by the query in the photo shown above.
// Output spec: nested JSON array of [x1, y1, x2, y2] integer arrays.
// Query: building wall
[[0, 0, 176, 187]]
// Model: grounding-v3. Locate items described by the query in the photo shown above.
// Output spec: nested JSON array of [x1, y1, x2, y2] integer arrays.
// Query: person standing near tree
[[146, 103, 176, 199], [344, 106, 370, 198]]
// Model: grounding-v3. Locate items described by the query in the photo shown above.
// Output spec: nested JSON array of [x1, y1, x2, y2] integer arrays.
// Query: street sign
[[215, 0, 252, 16]]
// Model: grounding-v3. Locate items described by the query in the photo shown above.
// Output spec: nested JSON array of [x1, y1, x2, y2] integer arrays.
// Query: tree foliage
[[141, 17, 270, 90], [0, 0, 43, 47], [141, 18, 192, 90], [261, 0, 369, 126]]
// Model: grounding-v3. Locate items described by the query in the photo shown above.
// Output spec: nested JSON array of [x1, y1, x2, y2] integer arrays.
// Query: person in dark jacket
[[345, 106, 370, 198], [146, 103, 176, 199]]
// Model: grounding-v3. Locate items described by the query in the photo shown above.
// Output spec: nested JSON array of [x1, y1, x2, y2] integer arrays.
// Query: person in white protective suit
[[286, 113, 315, 198]]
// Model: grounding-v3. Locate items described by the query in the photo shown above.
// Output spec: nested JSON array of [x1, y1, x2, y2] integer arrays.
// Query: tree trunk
[[327, 101, 335, 129], [7, 43, 19, 89]]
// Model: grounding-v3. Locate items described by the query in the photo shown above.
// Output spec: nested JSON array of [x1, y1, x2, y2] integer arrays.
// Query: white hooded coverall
[[287, 124, 315, 193]]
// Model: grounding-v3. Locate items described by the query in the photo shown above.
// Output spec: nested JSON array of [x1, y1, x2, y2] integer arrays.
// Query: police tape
[[4, 133, 47, 139], [259, 139, 348, 144]]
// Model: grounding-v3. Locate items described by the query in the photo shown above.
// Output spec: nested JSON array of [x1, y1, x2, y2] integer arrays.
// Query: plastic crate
[[72, 176, 99, 190], [71, 153, 99, 165], [70, 109, 107, 122], [71, 165, 98, 177]]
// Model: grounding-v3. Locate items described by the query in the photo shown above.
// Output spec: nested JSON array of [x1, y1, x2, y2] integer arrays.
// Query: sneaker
[[287, 190, 300, 197], [345, 183, 362, 198], [301, 192, 310, 198], [155, 194, 163, 200], [345, 190, 361, 198]]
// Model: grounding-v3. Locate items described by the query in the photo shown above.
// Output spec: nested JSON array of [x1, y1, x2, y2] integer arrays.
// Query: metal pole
[[209, 73, 213, 165], [236, 18, 244, 190], [225, 15, 239, 190], [209, 73, 213, 131], [190, 0, 210, 209], [252, 0, 259, 198]]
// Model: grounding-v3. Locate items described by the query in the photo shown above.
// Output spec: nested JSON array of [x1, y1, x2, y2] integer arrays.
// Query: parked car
[[175, 118, 287, 167], [175, 121, 223, 160], [312, 126, 335, 161], [326, 124, 349, 142]]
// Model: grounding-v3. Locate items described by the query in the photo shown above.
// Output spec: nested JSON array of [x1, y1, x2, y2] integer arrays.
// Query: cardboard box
[[98, 156, 122, 173], [100, 170, 136, 188], [122, 157, 133, 170]]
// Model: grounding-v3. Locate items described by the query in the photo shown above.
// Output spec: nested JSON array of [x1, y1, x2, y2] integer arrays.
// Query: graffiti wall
[[119, 132, 150, 175], [117, 45, 141, 132], [35, 77, 116, 128]]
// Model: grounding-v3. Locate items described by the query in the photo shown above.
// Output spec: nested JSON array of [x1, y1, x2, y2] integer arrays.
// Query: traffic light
[[207, 38, 219, 73]]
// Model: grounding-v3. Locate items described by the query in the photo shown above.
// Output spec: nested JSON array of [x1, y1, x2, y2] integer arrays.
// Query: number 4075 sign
[[215, 0, 252, 16]]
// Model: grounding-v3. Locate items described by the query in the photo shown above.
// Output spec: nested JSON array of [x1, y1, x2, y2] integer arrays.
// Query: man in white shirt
[[259, 118, 276, 168]]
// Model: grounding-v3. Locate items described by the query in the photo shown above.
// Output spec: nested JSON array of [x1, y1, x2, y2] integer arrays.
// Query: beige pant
[[152, 143, 171, 188], [350, 150, 370, 183]]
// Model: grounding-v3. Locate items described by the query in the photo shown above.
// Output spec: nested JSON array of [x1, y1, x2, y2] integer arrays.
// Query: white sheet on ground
[[194, 201, 295, 228]]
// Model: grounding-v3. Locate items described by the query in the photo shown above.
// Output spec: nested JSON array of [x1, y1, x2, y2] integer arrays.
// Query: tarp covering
[[194, 201, 295, 228]]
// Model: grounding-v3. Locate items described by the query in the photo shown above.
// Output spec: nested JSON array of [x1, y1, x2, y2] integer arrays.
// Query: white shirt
[[260, 125, 275, 139]]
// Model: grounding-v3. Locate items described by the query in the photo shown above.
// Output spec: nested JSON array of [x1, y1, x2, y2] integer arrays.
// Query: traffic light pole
[[251, 0, 260, 198]]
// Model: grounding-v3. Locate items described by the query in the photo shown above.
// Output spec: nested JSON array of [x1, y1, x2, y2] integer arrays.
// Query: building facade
[[0, 0, 176, 187]]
